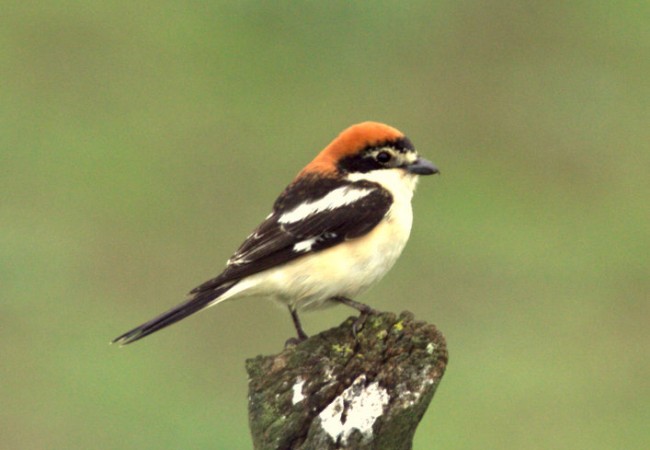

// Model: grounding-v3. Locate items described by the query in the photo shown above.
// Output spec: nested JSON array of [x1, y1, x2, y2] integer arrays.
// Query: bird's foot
[[284, 334, 307, 348], [333, 296, 379, 339]]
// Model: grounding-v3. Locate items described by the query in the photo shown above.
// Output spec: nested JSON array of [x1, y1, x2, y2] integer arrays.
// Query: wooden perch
[[246, 311, 448, 450]]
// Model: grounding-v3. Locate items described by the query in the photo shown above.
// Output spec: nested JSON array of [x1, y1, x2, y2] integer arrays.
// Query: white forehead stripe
[[278, 186, 374, 224]]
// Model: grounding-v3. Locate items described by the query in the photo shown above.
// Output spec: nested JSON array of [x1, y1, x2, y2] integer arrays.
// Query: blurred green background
[[2, 1, 648, 449]]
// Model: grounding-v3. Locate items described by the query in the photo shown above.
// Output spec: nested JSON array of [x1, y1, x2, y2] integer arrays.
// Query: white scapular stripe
[[278, 186, 374, 224]]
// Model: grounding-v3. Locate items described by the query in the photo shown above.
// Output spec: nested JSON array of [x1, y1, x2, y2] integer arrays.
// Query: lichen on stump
[[246, 311, 448, 450]]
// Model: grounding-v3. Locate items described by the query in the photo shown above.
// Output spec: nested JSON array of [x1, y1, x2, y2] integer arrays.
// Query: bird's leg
[[287, 305, 309, 344], [333, 296, 378, 314], [332, 296, 379, 337]]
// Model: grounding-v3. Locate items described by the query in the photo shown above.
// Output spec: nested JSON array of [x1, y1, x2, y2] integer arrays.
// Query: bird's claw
[[284, 335, 307, 348], [352, 313, 368, 339], [351, 307, 380, 339]]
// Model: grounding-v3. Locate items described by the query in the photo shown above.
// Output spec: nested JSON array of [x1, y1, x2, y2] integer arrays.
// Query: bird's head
[[299, 122, 439, 180]]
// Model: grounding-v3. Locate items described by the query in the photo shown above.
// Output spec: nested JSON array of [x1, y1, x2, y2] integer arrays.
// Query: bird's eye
[[376, 151, 392, 164]]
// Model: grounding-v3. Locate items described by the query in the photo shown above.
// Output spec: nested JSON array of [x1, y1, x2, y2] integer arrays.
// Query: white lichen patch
[[319, 375, 390, 445], [292, 377, 306, 404], [395, 365, 434, 408]]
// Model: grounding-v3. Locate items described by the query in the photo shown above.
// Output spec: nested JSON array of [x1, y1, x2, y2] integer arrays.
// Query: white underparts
[[208, 168, 419, 311]]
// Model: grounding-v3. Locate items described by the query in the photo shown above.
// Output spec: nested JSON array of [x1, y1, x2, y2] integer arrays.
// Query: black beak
[[406, 158, 439, 175]]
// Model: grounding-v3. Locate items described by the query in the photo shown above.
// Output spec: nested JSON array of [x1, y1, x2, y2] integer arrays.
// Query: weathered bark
[[246, 311, 448, 450]]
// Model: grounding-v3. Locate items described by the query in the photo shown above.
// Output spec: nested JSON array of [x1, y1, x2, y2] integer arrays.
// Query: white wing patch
[[293, 231, 339, 253], [278, 186, 374, 224], [293, 237, 318, 253]]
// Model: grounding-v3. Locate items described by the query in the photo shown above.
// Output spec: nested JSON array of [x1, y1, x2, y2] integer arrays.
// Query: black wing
[[112, 179, 391, 345], [190, 180, 392, 295]]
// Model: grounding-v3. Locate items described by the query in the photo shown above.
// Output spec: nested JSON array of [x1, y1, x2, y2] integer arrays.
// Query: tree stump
[[246, 311, 448, 450]]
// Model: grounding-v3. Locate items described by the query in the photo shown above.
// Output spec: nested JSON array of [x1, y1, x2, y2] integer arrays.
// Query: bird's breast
[[240, 198, 412, 309], [222, 170, 418, 309]]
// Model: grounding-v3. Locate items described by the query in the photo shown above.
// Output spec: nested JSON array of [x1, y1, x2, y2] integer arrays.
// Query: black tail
[[112, 282, 236, 345]]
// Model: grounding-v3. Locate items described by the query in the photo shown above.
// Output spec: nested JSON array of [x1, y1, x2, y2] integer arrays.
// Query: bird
[[113, 121, 438, 345]]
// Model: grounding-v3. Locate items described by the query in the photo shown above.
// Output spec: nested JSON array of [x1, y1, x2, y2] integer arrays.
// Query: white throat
[[346, 168, 419, 201]]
